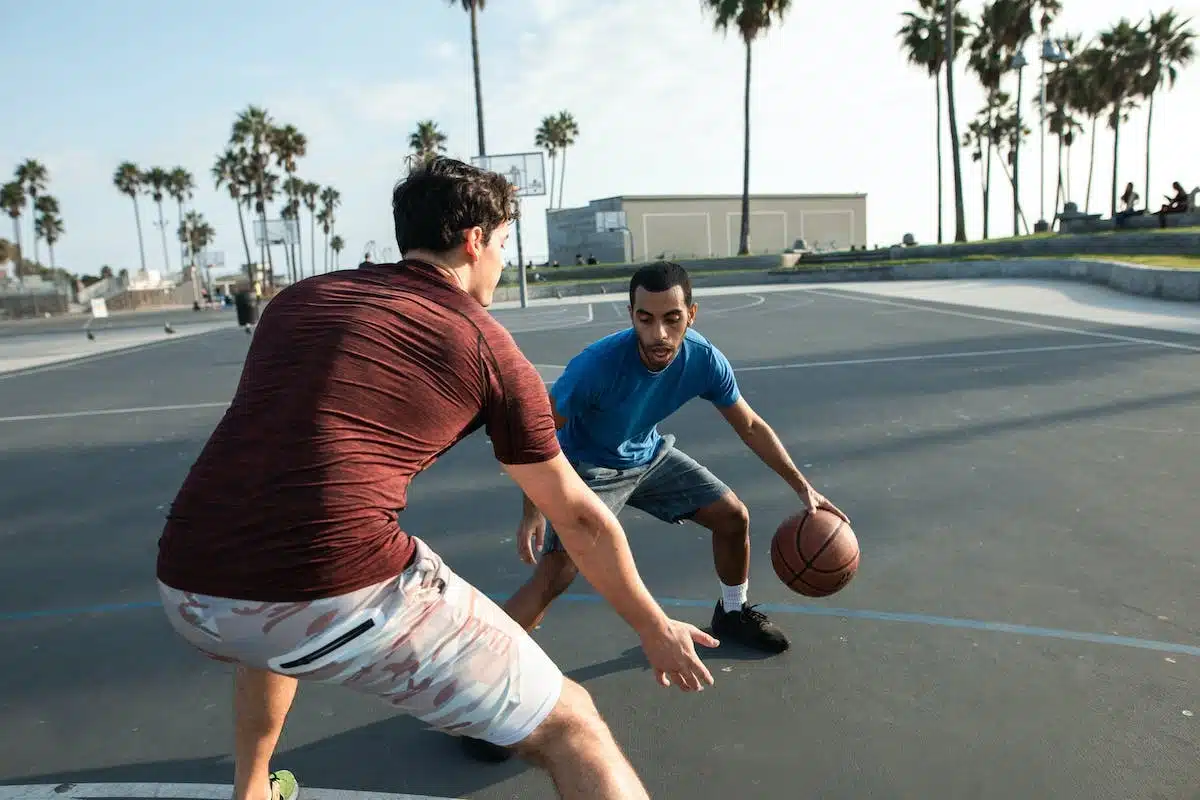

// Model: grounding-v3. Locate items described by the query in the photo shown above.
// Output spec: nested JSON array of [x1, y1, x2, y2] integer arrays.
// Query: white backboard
[[595, 210, 627, 233], [471, 152, 547, 198]]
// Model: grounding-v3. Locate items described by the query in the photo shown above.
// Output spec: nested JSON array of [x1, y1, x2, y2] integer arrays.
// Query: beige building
[[546, 192, 867, 265]]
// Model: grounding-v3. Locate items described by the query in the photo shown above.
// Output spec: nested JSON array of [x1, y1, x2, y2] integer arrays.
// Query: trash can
[[234, 290, 258, 327]]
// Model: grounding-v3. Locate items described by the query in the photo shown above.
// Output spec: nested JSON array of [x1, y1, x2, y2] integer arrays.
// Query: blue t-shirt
[[552, 327, 740, 469]]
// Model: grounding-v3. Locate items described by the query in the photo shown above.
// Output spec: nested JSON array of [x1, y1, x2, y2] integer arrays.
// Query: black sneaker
[[711, 601, 790, 653], [460, 735, 513, 763]]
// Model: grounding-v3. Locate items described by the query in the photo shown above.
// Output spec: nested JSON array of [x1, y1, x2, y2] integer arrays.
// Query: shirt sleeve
[[700, 343, 741, 408], [481, 326, 562, 465]]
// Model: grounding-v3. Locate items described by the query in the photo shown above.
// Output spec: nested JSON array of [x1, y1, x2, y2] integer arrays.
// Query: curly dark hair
[[392, 156, 519, 255], [629, 260, 692, 307]]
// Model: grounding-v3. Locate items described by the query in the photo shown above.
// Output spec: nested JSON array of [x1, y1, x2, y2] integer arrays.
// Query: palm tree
[[409, 120, 448, 167], [1057, 44, 1108, 213], [179, 210, 216, 282], [535, 116, 561, 209], [1043, 33, 1083, 215], [168, 168, 195, 272], [1096, 19, 1146, 217], [142, 167, 173, 272], [898, 0, 970, 244], [944, 0, 969, 241], [1139, 10, 1195, 208], [213, 148, 254, 277], [553, 110, 579, 208], [447, 0, 488, 156], [271, 124, 308, 279], [231, 105, 279, 283], [15, 159, 48, 266], [282, 177, 307, 280], [301, 181, 320, 276], [34, 196, 64, 270], [113, 162, 148, 274], [702, 0, 792, 255], [318, 187, 341, 271], [1, 181, 25, 281], [330, 235, 345, 270]]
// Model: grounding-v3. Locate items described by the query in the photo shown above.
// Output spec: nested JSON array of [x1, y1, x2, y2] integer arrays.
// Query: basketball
[[770, 508, 860, 597]]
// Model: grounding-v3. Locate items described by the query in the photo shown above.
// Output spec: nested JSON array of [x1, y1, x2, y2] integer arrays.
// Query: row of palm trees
[[112, 106, 344, 288], [1, 159, 66, 281], [900, 0, 1195, 243]]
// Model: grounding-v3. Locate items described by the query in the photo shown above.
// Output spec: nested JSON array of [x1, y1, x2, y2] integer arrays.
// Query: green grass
[[1080, 254, 1200, 269]]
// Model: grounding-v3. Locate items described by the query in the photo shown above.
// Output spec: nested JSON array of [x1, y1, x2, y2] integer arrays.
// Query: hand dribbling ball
[[770, 508, 859, 597]]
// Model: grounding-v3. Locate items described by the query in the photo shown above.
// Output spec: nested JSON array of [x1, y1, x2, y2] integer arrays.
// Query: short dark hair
[[629, 261, 692, 308], [392, 156, 519, 255]]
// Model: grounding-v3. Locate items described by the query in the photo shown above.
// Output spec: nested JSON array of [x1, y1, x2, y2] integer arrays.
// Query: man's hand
[[799, 483, 850, 524], [638, 618, 720, 692], [516, 509, 547, 565]]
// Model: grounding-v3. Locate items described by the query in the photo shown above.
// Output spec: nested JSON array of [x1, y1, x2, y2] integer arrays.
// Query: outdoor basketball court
[[1, 281, 1197, 799]]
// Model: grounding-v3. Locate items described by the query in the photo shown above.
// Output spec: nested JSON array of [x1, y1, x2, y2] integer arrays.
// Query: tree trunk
[[10, 218, 22, 283], [935, 73, 944, 244], [984, 139, 993, 239], [1012, 68, 1023, 237], [470, 2, 486, 157], [1110, 113, 1121, 218], [1085, 117, 1097, 214], [738, 37, 752, 255], [156, 201, 171, 272], [1143, 92, 1155, 214], [176, 198, 186, 271], [132, 196, 148, 273], [944, 0, 968, 242], [1053, 134, 1064, 226], [558, 148, 568, 209], [235, 199, 253, 276], [310, 212, 317, 272], [547, 153, 557, 211]]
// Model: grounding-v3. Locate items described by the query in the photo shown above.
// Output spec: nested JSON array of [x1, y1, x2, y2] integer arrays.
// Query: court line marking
[[2, 594, 1196, 657], [0, 341, 1140, 422], [736, 340, 1138, 373], [0, 785, 456, 800], [808, 288, 1200, 353], [0, 326, 232, 382]]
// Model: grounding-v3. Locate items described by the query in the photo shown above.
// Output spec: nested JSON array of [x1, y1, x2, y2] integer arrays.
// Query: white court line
[[0, 401, 229, 424], [736, 341, 1137, 373], [504, 303, 593, 333], [0, 326, 231, 381], [0, 784, 458, 800], [809, 288, 1200, 353]]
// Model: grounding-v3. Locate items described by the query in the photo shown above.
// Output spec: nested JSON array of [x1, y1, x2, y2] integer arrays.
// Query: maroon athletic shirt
[[156, 260, 560, 601]]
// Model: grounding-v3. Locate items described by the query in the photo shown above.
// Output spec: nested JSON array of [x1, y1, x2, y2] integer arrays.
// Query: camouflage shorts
[[157, 537, 563, 746]]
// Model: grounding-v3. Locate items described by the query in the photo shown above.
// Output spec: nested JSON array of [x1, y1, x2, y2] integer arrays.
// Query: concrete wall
[[544, 206, 628, 266], [491, 258, 1200, 304]]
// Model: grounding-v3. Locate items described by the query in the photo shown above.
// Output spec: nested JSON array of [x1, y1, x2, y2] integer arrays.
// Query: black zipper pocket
[[277, 617, 378, 670]]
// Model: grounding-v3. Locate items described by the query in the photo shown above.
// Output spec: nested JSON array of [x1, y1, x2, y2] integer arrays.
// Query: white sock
[[721, 581, 748, 612]]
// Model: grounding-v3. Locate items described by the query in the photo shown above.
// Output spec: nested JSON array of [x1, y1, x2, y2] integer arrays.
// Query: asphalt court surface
[[1, 285, 1198, 799]]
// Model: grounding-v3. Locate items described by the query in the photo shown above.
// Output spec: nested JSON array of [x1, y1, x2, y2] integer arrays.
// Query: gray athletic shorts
[[158, 537, 563, 747], [543, 434, 732, 554]]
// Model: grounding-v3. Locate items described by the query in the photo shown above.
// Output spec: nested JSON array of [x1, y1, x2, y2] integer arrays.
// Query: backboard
[[253, 218, 301, 247], [471, 152, 547, 198], [595, 210, 627, 233]]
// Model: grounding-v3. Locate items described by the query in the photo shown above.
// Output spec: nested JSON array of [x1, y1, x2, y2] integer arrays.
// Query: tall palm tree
[[15, 159, 48, 266], [179, 210, 216, 287], [553, 110, 579, 208], [1043, 33, 1082, 215], [944, 0, 968, 242], [113, 162, 148, 274], [1057, 44, 1108, 213], [271, 124, 307, 279], [1096, 19, 1146, 217], [1, 181, 25, 281], [231, 105, 278, 283], [213, 148, 254, 277], [167, 168, 195, 273], [282, 177, 308, 280], [318, 187, 341, 272], [34, 196, 64, 270], [301, 181, 320, 276], [142, 167, 173, 272], [898, 0, 970, 244], [702, 0, 792, 255], [447, 0, 488, 156], [535, 116, 561, 209], [1139, 10, 1194, 207], [409, 120, 448, 167]]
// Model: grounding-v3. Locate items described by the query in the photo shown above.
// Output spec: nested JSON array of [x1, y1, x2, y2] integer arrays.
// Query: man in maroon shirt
[[156, 157, 719, 800]]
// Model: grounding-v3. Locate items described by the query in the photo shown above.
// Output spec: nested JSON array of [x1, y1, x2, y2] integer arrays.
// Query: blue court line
[[2, 594, 1197, 658]]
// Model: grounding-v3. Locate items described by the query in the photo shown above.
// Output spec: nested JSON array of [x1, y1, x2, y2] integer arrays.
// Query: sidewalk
[[0, 321, 231, 375]]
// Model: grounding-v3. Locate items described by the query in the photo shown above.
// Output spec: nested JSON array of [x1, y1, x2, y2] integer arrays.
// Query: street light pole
[[509, 166, 527, 309]]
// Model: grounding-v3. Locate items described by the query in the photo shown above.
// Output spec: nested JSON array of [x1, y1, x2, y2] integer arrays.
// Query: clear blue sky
[[2, 0, 1196, 279]]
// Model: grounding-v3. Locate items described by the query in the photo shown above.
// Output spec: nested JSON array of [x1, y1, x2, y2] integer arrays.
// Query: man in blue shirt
[[464, 261, 847, 761]]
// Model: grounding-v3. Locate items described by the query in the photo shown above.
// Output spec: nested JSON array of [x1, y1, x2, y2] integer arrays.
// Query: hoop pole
[[515, 198, 527, 309]]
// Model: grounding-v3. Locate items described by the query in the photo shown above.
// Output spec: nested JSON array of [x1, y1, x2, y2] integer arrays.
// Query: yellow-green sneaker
[[269, 770, 299, 800]]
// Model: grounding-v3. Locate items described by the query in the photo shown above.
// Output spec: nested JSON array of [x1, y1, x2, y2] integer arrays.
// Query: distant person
[[1156, 181, 1190, 227], [155, 158, 717, 800], [586, 254, 598, 265], [461, 260, 848, 761]]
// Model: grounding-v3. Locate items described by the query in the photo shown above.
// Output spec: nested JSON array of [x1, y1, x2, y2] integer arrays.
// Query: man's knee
[[696, 492, 750, 536], [536, 549, 579, 597], [512, 678, 609, 766]]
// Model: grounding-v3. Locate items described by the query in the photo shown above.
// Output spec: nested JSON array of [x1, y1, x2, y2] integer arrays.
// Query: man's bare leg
[[513, 678, 648, 800], [502, 550, 579, 632], [233, 665, 298, 800]]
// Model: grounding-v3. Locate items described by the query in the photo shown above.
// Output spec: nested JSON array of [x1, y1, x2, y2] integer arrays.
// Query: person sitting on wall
[[1116, 182, 1141, 227], [1155, 181, 1190, 227]]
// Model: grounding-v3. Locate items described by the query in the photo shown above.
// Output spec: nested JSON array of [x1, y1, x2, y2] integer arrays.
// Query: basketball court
[[1, 280, 1197, 799]]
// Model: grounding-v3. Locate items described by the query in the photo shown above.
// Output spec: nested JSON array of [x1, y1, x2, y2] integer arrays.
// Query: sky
[[1, 0, 1197, 279]]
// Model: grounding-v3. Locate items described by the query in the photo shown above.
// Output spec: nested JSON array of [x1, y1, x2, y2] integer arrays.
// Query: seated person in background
[[1156, 181, 1192, 227]]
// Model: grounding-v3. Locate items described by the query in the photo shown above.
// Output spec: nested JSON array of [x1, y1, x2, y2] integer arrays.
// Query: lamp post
[[1036, 37, 1071, 232], [1011, 49, 1027, 237]]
